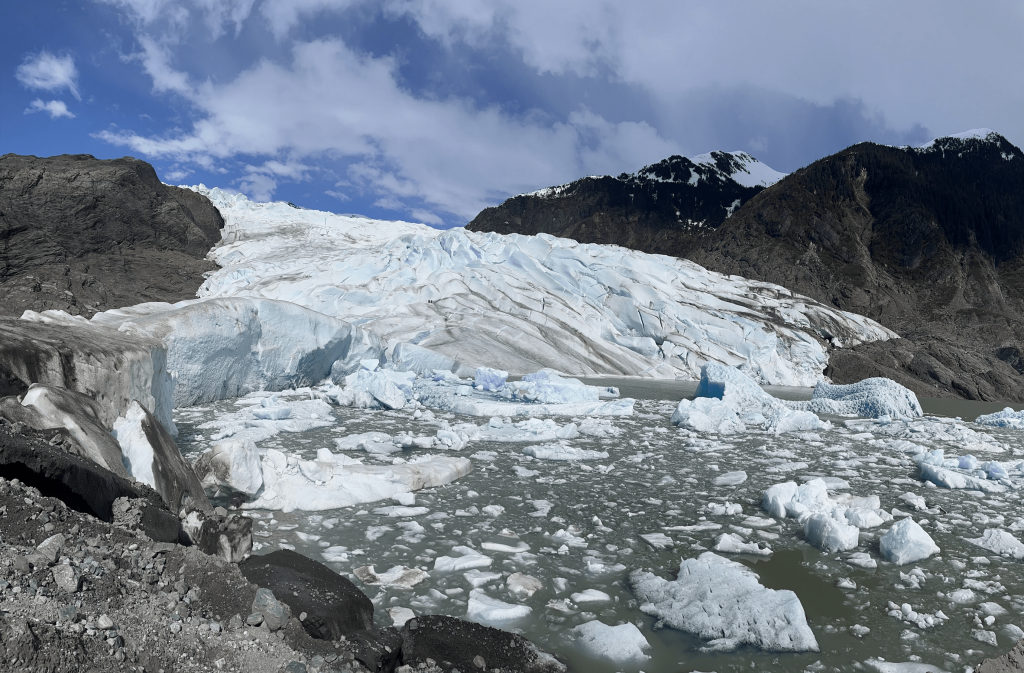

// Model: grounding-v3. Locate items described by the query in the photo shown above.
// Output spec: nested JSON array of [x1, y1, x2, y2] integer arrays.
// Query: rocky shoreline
[[0, 418, 567, 673]]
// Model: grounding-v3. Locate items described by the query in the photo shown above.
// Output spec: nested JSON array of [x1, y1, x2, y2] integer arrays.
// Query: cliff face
[[467, 151, 784, 258], [691, 132, 1024, 401], [0, 154, 223, 318]]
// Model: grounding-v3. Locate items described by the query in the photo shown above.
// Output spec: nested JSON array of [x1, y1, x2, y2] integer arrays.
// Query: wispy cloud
[[16, 51, 80, 100], [24, 99, 75, 119]]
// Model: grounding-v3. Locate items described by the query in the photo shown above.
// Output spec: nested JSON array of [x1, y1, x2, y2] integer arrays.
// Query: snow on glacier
[[188, 186, 896, 385]]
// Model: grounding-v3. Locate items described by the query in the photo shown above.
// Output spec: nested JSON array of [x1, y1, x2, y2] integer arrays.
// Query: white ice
[[522, 444, 609, 461], [966, 529, 1024, 560], [879, 519, 940, 565], [628, 552, 818, 652], [572, 620, 651, 663], [975, 407, 1024, 430], [190, 186, 896, 386], [91, 297, 382, 407], [466, 589, 531, 626], [785, 378, 923, 419]]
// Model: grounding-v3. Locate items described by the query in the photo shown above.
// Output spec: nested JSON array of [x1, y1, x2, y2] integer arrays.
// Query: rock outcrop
[[239, 549, 375, 641], [692, 131, 1024, 401], [0, 153, 223, 318]]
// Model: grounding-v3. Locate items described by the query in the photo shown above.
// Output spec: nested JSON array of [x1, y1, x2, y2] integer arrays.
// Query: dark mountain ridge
[[467, 151, 784, 258], [0, 153, 224, 318], [469, 131, 1024, 402]]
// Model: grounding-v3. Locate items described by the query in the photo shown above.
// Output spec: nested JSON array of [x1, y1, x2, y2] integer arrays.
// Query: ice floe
[[628, 552, 819, 652], [572, 620, 651, 663], [879, 519, 940, 565], [785, 377, 922, 419], [975, 407, 1024, 429]]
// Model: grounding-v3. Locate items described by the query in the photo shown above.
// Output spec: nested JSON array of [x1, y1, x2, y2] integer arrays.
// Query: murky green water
[[174, 383, 1024, 673]]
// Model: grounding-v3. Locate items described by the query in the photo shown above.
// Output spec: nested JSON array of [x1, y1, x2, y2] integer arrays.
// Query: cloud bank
[[83, 0, 1024, 225]]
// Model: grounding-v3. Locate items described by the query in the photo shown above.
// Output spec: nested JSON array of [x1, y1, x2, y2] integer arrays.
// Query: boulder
[[251, 588, 291, 631], [347, 628, 404, 673], [399, 615, 566, 672], [0, 316, 174, 433], [192, 438, 263, 500], [111, 400, 211, 514], [239, 549, 374, 640], [19, 385, 130, 479]]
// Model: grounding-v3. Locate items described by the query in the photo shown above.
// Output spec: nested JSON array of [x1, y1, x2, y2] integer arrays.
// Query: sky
[[3, 1, 1023, 228]]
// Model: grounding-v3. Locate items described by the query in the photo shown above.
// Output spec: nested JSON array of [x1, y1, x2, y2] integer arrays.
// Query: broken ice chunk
[[879, 519, 940, 565], [628, 552, 819, 652], [570, 589, 611, 604], [640, 533, 675, 550], [573, 620, 651, 663], [474, 367, 508, 392], [466, 589, 531, 626], [506, 573, 542, 599], [966, 529, 1024, 560], [714, 471, 748, 486], [713, 533, 772, 556], [353, 565, 428, 588]]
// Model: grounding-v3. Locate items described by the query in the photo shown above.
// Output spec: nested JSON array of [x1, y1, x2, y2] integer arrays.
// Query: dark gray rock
[[976, 639, 1024, 673], [239, 549, 374, 640], [399, 615, 566, 673], [348, 628, 402, 672], [252, 588, 291, 631], [468, 152, 771, 260], [0, 153, 222, 319]]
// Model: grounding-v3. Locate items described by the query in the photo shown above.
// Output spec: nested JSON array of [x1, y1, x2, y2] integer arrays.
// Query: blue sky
[[3, 1, 1023, 228]]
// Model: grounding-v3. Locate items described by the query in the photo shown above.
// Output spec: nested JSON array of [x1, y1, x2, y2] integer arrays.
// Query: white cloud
[[238, 172, 277, 201], [260, 0, 358, 39], [16, 52, 80, 100], [99, 38, 679, 219], [24, 99, 75, 119], [384, 0, 1024, 147]]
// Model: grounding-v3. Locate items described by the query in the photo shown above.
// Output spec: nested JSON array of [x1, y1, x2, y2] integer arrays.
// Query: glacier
[[188, 186, 896, 386]]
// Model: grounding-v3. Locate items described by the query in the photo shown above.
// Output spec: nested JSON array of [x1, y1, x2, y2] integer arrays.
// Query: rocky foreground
[[0, 418, 567, 673]]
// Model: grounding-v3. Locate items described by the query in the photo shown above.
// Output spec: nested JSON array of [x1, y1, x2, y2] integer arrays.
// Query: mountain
[[468, 131, 1024, 402], [0, 154, 224, 318], [466, 151, 785, 258], [692, 130, 1024, 401]]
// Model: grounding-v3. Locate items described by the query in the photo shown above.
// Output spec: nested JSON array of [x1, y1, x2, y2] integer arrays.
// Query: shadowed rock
[[399, 614, 566, 672], [239, 549, 374, 640]]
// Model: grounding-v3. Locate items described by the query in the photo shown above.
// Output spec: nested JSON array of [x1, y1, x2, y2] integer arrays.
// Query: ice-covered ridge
[[191, 187, 896, 386], [686, 150, 787, 188], [916, 128, 1000, 150]]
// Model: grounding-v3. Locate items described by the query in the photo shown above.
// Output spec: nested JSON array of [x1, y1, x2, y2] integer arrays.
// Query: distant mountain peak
[[914, 128, 1018, 161]]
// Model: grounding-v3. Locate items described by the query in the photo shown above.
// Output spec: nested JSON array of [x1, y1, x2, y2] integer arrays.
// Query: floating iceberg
[[879, 519, 939, 565], [246, 450, 472, 512], [690, 363, 830, 434], [762, 479, 889, 552], [966, 529, 1024, 560], [192, 438, 264, 499], [975, 407, 1024, 429], [572, 620, 651, 663], [466, 589, 531, 626], [914, 449, 1013, 493], [671, 397, 745, 434], [522, 444, 609, 461], [628, 552, 818, 652], [785, 378, 922, 419], [190, 186, 896, 385]]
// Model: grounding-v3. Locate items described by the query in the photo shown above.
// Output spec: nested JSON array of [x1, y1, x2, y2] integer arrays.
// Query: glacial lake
[[174, 380, 1024, 673]]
